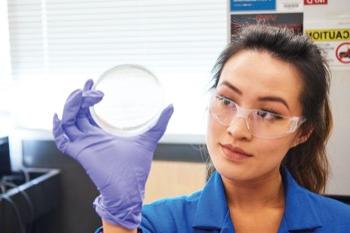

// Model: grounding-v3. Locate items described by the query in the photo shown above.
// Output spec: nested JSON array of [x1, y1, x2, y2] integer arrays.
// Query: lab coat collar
[[281, 167, 322, 231], [192, 168, 323, 232], [192, 171, 233, 232]]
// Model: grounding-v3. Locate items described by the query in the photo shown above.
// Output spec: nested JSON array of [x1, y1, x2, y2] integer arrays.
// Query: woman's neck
[[222, 168, 285, 211]]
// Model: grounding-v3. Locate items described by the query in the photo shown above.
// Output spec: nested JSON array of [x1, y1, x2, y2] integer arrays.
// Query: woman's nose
[[226, 116, 253, 140]]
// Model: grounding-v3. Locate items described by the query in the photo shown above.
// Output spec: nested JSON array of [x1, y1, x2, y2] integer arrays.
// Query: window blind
[[7, 0, 228, 142]]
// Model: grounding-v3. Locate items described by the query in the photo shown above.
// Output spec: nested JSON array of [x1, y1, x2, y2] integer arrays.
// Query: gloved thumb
[[81, 90, 104, 109], [78, 90, 104, 126], [142, 104, 174, 143]]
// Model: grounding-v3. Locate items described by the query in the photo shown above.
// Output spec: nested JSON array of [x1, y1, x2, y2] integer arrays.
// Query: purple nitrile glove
[[52, 79, 173, 229]]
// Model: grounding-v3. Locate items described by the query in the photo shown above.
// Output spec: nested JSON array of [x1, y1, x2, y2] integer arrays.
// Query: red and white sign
[[336, 42, 350, 64], [304, 0, 327, 5]]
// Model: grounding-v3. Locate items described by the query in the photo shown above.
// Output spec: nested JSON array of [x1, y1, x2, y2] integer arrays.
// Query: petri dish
[[90, 64, 165, 137]]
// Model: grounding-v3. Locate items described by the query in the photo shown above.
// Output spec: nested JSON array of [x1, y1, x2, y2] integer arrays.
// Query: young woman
[[53, 25, 350, 233]]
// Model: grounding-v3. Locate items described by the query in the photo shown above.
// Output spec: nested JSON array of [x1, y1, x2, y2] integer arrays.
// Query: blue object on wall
[[231, 0, 276, 11]]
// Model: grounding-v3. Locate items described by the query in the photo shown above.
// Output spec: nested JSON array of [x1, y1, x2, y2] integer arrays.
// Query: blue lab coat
[[95, 168, 350, 233], [139, 168, 350, 233]]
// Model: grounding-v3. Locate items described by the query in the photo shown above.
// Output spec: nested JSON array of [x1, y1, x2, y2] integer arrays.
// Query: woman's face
[[206, 49, 304, 183]]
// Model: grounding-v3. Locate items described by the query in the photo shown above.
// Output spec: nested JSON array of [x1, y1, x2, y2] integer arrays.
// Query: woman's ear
[[291, 126, 314, 148]]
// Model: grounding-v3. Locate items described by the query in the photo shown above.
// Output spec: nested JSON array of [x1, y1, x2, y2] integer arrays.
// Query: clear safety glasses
[[209, 94, 306, 139]]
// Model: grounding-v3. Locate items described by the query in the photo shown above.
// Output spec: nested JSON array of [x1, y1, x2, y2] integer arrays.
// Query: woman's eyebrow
[[220, 81, 290, 110], [220, 81, 242, 95], [258, 96, 290, 110]]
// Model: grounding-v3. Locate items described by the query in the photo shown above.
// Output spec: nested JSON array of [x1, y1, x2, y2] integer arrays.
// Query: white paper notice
[[305, 18, 350, 70], [277, 0, 303, 12]]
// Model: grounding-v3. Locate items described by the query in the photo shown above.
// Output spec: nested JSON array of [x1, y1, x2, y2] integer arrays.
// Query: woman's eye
[[222, 98, 231, 106], [256, 110, 282, 120], [216, 95, 232, 105], [220, 97, 237, 109]]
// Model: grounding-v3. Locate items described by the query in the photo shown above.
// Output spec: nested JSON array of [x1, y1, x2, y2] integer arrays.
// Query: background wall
[[303, 0, 350, 194], [326, 70, 350, 194]]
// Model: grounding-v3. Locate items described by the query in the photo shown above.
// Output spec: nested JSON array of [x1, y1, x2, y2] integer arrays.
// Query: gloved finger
[[52, 113, 64, 137], [61, 90, 85, 140], [54, 133, 69, 153], [52, 114, 69, 153], [86, 111, 100, 127], [62, 124, 83, 141], [142, 104, 174, 142], [78, 107, 100, 128], [76, 116, 100, 134], [61, 89, 83, 126], [83, 79, 94, 92]]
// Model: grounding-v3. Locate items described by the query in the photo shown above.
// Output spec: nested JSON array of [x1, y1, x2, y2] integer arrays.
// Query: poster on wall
[[230, 0, 276, 11], [231, 13, 303, 41], [305, 19, 350, 69]]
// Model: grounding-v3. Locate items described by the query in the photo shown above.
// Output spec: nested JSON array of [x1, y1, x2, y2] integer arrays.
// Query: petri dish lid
[[90, 64, 165, 137]]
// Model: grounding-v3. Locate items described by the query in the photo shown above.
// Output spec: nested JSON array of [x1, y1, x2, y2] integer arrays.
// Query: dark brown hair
[[207, 24, 332, 193]]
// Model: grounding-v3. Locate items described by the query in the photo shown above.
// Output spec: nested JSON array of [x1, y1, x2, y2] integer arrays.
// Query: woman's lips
[[220, 144, 253, 162]]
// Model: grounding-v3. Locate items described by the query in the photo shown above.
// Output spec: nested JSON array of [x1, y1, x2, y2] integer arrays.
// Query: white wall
[[327, 70, 350, 195], [303, 0, 350, 194]]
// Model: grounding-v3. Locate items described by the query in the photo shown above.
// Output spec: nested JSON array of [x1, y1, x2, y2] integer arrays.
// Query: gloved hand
[[52, 79, 173, 229]]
